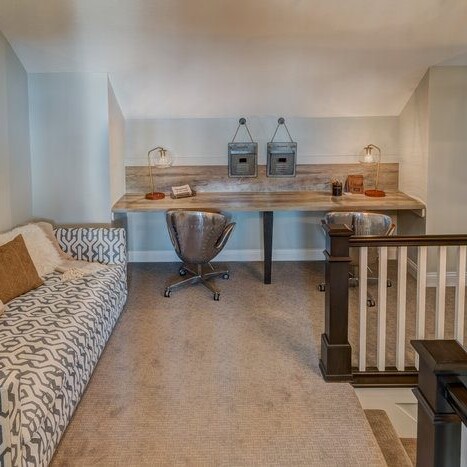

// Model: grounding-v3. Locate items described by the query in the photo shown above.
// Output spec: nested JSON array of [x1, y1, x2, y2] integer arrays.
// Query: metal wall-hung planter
[[267, 118, 297, 177], [228, 118, 258, 178]]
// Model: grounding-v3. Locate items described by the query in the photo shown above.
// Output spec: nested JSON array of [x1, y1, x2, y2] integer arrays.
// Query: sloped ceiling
[[1, 0, 467, 118]]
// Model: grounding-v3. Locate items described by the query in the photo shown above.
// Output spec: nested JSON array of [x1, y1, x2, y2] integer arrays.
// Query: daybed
[[0, 226, 127, 467]]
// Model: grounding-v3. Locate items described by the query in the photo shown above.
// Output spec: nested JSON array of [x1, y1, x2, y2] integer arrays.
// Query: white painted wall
[[399, 65, 467, 274], [29, 72, 111, 223], [0, 36, 10, 231], [400, 65, 467, 236], [125, 116, 399, 260], [427, 66, 467, 273], [0, 32, 31, 232], [108, 78, 125, 205], [126, 116, 399, 166], [427, 67, 467, 235], [399, 71, 429, 204]]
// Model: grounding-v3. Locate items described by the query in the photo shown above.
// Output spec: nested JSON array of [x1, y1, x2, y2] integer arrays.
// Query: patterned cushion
[[54, 227, 127, 265], [0, 265, 127, 466]]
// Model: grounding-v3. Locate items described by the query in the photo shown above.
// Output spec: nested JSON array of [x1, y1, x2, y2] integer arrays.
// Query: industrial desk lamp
[[360, 143, 385, 197], [145, 146, 173, 200]]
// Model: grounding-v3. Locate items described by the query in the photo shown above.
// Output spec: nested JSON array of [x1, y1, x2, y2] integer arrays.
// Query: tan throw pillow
[[0, 235, 43, 303], [0, 299, 4, 315], [0, 223, 63, 277]]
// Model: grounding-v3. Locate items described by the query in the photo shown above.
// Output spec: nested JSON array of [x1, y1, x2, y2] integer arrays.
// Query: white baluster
[[377, 246, 388, 372], [435, 246, 447, 339], [359, 247, 368, 372], [455, 245, 466, 344], [396, 246, 407, 371], [415, 246, 427, 370]]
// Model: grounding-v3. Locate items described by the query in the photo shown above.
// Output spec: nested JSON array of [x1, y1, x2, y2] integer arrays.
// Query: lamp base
[[364, 189, 386, 198], [145, 192, 166, 200]]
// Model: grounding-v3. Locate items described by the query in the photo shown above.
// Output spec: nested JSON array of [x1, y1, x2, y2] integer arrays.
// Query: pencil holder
[[332, 181, 343, 196]]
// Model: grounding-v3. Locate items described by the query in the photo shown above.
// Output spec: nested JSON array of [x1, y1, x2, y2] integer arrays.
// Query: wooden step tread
[[400, 438, 417, 466]]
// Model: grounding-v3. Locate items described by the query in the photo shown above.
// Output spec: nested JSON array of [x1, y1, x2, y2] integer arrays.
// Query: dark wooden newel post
[[319, 222, 353, 382], [412, 340, 467, 467]]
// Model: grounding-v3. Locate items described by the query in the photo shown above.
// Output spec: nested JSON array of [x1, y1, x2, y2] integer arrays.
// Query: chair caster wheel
[[222, 273, 230, 280], [179, 268, 187, 276], [367, 299, 376, 307], [387, 280, 392, 287], [318, 283, 326, 292], [213, 293, 220, 301], [164, 289, 172, 298]]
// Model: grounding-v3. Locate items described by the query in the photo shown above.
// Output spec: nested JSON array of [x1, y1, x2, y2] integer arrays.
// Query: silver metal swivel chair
[[164, 210, 236, 300], [319, 212, 395, 306]]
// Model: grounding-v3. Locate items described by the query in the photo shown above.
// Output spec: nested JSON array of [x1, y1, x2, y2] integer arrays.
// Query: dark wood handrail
[[412, 340, 467, 467], [445, 382, 467, 427], [319, 224, 467, 390], [349, 234, 467, 247]]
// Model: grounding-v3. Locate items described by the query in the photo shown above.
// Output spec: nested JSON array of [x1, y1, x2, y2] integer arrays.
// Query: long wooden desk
[[112, 190, 425, 284]]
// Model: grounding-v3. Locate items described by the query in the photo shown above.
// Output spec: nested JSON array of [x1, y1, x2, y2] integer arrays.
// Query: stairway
[[365, 409, 416, 466]]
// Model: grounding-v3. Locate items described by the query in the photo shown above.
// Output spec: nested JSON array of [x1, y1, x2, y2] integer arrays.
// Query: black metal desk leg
[[263, 211, 273, 284]]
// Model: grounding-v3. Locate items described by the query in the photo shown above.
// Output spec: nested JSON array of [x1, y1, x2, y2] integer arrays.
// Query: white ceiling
[[1, 0, 467, 119]]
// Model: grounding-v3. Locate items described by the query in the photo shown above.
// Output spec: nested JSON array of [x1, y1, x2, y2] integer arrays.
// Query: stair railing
[[320, 223, 467, 385]]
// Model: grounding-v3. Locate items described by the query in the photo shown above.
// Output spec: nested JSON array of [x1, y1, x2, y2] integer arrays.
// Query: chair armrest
[[0, 370, 22, 467], [387, 224, 396, 236], [54, 227, 127, 265], [215, 223, 236, 251], [165, 212, 181, 255]]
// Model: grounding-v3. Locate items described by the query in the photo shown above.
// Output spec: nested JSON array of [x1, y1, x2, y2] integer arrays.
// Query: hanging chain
[[270, 117, 293, 143], [231, 117, 254, 143]]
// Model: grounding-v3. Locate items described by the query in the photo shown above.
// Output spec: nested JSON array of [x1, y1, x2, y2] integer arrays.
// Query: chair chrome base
[[164, 263, 230, 301]]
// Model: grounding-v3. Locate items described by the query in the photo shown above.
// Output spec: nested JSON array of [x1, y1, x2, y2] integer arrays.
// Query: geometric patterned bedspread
[[0, 227, 127, 467]]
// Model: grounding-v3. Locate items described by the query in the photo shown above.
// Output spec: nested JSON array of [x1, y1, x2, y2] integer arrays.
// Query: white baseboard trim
[[129, 248, 325, 263], [407, 257, 462, 288]]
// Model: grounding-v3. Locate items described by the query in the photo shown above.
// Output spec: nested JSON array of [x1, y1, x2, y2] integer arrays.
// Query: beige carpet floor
[[51, 262, 386, 466]]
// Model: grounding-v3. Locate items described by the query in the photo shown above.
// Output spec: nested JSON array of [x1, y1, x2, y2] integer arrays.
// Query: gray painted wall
[[0, 32, 32, 231], [29, 72, 111, 223]]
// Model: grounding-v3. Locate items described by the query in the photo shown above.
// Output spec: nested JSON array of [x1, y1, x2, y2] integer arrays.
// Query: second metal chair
[[319, 212, 395, 306]]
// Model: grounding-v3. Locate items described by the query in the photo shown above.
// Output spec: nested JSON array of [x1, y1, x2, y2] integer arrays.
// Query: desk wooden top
[[112, 191, 425, 214]]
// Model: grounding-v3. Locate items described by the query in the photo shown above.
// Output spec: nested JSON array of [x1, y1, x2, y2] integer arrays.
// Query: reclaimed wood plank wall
[[125, 163, 399, 194]]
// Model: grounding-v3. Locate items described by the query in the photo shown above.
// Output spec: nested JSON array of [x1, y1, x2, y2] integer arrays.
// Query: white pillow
[[0, 224, 62, 277]]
